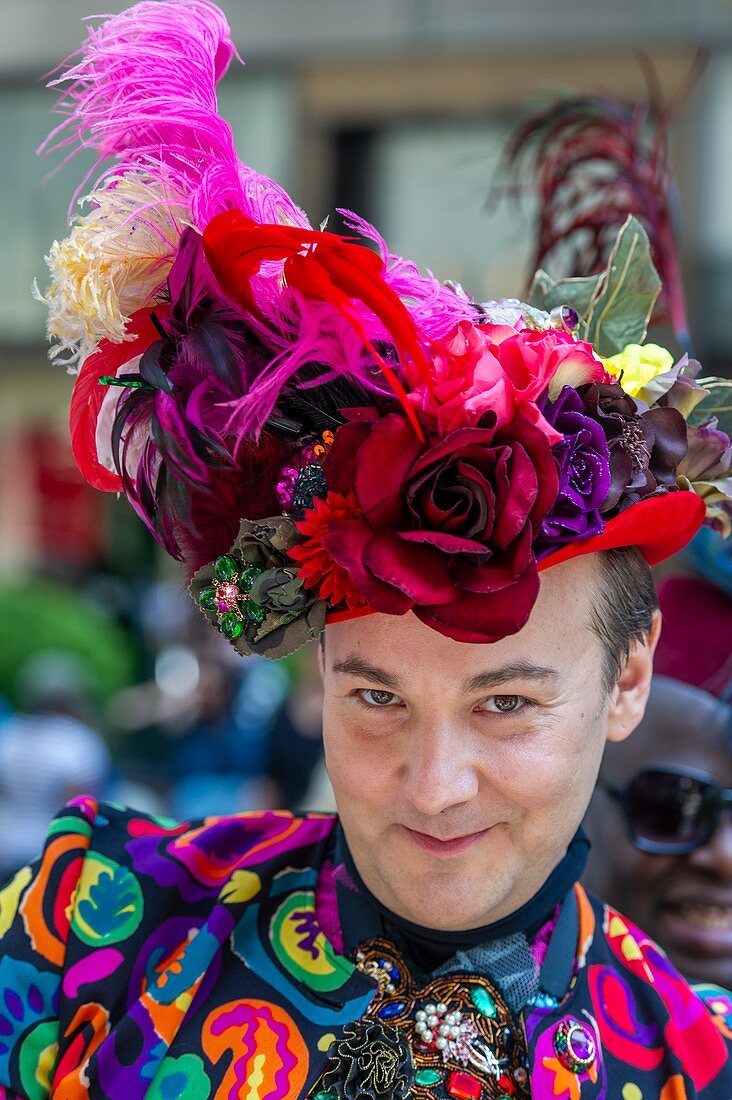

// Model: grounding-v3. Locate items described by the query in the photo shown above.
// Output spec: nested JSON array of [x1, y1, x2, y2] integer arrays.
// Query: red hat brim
[[326, 491, 706, 628], [536, 491, 706, 573]]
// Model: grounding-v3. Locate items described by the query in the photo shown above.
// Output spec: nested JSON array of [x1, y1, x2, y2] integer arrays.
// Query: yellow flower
[[602, 343, 674, 399]]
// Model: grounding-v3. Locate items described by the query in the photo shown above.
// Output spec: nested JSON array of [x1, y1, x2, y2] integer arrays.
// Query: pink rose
[[410, 322, 604, 443]]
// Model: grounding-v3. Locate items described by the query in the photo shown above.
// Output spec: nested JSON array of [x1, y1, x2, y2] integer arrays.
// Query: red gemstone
[[497, 1075, 515, 1095], [446, 1070, 482, 1099]]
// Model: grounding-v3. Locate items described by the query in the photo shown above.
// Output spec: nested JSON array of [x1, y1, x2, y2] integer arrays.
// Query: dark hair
[[591, 547, 659, 697]]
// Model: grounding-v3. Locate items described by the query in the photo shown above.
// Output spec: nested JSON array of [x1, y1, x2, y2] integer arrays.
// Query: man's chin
[[377, 865, 513, 932]]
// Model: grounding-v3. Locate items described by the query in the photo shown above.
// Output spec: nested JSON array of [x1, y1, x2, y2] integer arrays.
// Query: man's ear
[[317, 632, 326, 680], [606, 609, 662, 745]]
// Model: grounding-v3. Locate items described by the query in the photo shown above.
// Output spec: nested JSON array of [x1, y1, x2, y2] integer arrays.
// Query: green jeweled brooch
[[196, 554, 265, 639]]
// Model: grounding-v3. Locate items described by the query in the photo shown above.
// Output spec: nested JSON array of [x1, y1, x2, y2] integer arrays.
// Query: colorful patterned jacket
[[0, 798, 730, 1099]]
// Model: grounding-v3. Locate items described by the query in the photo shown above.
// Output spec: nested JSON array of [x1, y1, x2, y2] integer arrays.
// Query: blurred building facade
[[2, 0, 732, 574]]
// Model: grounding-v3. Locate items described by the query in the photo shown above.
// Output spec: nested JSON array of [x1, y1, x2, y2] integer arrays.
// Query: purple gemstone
[[568, 1025, 595, 1062], [216, 600, 229, 612], [561, 306, 579, 330]]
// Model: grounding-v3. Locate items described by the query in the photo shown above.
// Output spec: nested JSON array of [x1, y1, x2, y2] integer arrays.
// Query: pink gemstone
[[221, 583, 240, 600]]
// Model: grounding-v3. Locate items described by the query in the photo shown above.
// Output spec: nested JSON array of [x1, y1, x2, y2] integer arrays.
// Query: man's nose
[[688, 813, 732, 879], [401, 726, 479, 816]]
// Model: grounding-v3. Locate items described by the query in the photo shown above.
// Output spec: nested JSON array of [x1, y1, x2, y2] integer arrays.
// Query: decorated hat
[[35, 0, 732, 658]]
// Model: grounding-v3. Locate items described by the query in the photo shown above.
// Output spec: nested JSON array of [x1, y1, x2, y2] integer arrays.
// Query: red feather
[[69, 307, 165, 491], [202, 211, 434, 436]]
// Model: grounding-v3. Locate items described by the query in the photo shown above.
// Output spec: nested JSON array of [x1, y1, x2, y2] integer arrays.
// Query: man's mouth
[[401, 825, 492, 858], [658, 895, 732, 954]]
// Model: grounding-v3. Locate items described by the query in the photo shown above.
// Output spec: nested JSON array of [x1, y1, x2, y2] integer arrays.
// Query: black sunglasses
[[599, 765, 732, 855]]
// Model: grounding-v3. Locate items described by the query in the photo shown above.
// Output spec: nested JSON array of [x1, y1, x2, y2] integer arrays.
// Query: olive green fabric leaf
[[689, 378, 732, 438], [189, 516, 327, 660], [528, 268, 601, 327], [584, 216, 661, 357]]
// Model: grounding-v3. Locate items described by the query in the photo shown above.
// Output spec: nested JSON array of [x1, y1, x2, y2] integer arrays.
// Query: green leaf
[[690, 377, 732, 436], [585, 216, 662, 357], [527, 269, 555, 310], [528, 269, 602, 320]]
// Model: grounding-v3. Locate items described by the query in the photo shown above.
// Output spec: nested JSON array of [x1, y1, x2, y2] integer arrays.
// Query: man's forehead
[[324, 555, 600, 673]]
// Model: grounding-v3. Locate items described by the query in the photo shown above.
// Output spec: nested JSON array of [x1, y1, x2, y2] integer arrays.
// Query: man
[[585, 574, 732, 990], [2, 1, 732, 1097]]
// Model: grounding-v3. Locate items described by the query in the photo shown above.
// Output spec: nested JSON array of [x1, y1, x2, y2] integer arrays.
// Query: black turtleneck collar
[[332, 823, 590, 973]]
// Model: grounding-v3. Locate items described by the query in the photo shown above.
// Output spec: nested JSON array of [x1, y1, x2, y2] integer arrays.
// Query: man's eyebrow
[[330, 657, 557, 695], [463, 663, 558, 693], [330, 656, 402, 691]]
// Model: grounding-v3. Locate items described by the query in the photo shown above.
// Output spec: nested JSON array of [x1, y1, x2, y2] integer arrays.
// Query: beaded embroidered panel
[[312, 937, 531, 1100]]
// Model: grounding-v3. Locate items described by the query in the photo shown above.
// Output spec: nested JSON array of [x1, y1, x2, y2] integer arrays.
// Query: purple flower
[[537, 385, 611, 556], [578, 382, 688, 515]]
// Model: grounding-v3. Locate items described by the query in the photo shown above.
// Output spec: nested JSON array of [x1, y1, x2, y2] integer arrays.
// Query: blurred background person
[[0, 651, 113, 880], [584, 573, 732, 988]]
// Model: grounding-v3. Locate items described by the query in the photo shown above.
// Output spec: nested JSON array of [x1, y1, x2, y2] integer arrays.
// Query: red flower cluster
[[289, 492, 366, 610], [291, 409, 558, 643]]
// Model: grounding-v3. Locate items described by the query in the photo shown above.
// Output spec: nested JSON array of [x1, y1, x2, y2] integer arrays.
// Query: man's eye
[[358, 689, 403, 708], [480, 695, 527, 714]]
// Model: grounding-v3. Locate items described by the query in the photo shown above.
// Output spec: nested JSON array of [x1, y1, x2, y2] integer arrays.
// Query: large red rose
[[315, 412, 559, 643]]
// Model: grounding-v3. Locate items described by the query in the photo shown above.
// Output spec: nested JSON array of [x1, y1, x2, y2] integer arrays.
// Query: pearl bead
[[415, 1010, 426, 1022], [436, 1037, 447, 1050], [449, 1025, 460, 1038], [423, 1030, 433, 1042], [387, 983, 395, 993], [425, 1003, 436, 1014], [445, 1013, 456, 1026], [356, 952, 365, 961], [438, 1024, 449, 1036], [428, 1015, 439, 1027], [437, 1003, 448, 1014]]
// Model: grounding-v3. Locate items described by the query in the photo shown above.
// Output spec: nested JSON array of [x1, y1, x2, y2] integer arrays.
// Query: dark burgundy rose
[[536, 385, 612, 556], [578, 382, 687, 516], [321, 412, 559, 643]]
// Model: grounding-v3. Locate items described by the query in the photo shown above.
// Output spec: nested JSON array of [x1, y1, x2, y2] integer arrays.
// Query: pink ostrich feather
[[40, 0, 310, 231], [222, 288, 393, 444], [339, 209, 475, 340]]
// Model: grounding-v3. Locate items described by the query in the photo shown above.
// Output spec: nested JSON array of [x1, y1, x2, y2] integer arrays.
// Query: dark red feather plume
[[497, 57, 705, 350]]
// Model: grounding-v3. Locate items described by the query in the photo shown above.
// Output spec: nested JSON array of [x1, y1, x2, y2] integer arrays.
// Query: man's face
[[321, 555, 641, 931], [584, 678, 732, 986]]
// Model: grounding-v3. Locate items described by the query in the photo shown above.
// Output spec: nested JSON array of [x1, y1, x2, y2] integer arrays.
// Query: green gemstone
[[415, 1069, 441, 1086], [198, 585, 218, 611], [471, 985, 497, 1018], [244, 600, 265, 624], [241, 564, 263, 591], [220, 612, 243, 639], [214, 555, 238, 582], [312, 1093, 337, 1100]]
